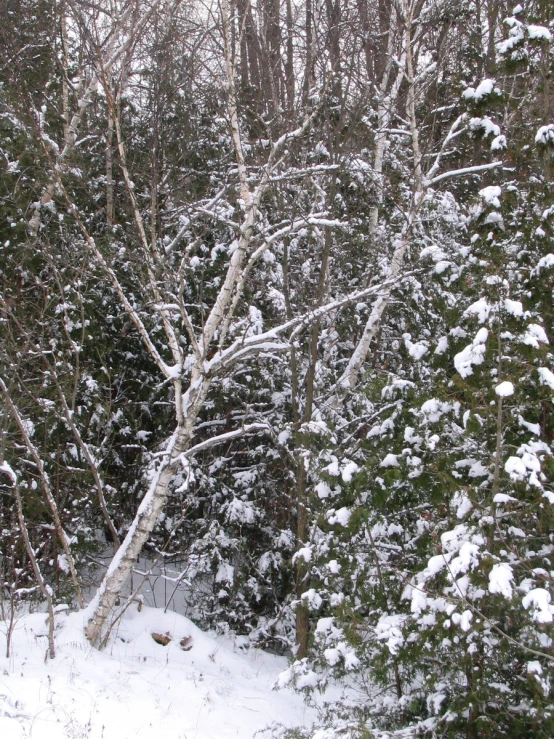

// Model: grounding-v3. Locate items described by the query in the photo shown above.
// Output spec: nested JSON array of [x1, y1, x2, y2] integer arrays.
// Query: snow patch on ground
[[0, 606, 318, 739]]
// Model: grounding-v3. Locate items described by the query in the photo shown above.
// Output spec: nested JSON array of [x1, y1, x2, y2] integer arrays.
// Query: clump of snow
[[479, 185, 502, 208], [538, 367, 554, 389], [380, 453, 399, 468], [497, 17, 525, 57], [463, 79, 500, 101], [528, 25, 553, 41], [441, 524, 483, 556], [424, 554, 449, 579], [301, 588, 323, 610], [225, 497, 256, 524], [316, 617, 335, 634], [470, 117, 501, 138], [518, 415, 540, 436], [504, 299, 524, 317], [381, 378, 416, 399], [341, 460, 359, 482], [435, 336, 448, 354], [216, 561, 235, 584], [491, 134, 507, 151], [315, 481, 332, 499], [293, 546, 313, 563], [278, 429, 290, 444], [0, 460, 17, 483], [374, 614, 406, 655], [328, 507, 351, 527], [275, 659, 321, 691], [451, 609, 473, 632], [246, 305, 264, 335], [535, 125, 554, 145], [411, 587, 428, 616], [468, 460, 489, 478], [325, 456, 340, 476], [495, 381, 515, 397], [522, 588, 554, 623], [522, 324, 549, 348], [452, 491, 473, 519], [489, 563, 514, 599], [404, 426, 423, 445], [403, 333, 429, 360], [327, 560, 341, 574], [0, 606, 321, 739], [454, 327, 488, 378], [527, 661, 543, 675], [367, 418, 395, 438], [464, 298, 491, 324], [505, 455, 527, 481], [449, 541, 481, 578], [420, 245, 447, 261], [57, 553, 70, 574], [494, 492, 518, 504], [421, 398, 451, 422], [484, 211, 504, 227]]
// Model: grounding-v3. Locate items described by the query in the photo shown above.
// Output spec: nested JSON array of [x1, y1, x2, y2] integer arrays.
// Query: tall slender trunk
[[60, 1, 69, 141], [263, 0, 284, 113], [303, 0, 314, 100], [150, 124, 159, 250], [15, 481, 56, 658], [485, 0, 500, 74], [340, 1, 429, 391], [285, 0, 295, 110], [295, 227, 333, 658], [106, 87, 115, 228]]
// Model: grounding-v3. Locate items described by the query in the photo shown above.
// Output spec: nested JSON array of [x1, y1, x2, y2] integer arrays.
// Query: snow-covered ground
[[0, 605, 318, 739]]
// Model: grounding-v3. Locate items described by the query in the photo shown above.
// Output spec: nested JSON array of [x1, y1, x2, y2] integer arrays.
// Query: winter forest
[[0, 0, 553, 736]]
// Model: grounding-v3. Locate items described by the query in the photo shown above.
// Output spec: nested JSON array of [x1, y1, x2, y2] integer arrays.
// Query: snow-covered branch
[[181, 422, 273, 458], [428, 160, 504, 186]]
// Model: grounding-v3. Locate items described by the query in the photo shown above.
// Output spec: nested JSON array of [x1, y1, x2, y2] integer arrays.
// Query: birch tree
[[80, 0, 396, 646]]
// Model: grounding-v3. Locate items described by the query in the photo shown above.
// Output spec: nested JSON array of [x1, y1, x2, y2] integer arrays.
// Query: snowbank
[[0, 606, 317, 738]]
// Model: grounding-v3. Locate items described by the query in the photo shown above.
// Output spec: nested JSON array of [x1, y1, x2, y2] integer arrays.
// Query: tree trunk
[[105, 92, 115, 228], [294, 227, 333, 658], [303, 0, 314, 100], [85, 375, 209, 646], [285, 0, 295, 110]]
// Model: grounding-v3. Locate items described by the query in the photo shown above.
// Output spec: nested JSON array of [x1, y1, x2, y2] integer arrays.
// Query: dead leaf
[[180, 636, 193, 651], [151, 632, 172, 646]]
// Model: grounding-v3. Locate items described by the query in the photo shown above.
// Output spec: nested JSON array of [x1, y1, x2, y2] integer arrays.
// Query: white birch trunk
[[340, 0, 444, 390], [85, 371, 209, 646]]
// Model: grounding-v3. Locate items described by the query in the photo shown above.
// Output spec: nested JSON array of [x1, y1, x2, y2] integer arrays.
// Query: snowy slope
[[0, 606, 317, 739]]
